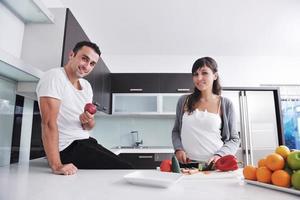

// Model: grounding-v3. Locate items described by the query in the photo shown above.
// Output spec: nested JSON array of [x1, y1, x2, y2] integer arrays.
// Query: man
[[36, 41, 132, 175]]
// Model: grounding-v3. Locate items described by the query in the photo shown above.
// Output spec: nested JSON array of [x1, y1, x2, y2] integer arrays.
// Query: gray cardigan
[[172, 95, 240, 156]]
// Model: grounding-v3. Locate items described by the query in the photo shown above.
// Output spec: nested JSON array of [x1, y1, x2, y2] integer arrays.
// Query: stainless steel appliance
[[222, 87, 284, 166]]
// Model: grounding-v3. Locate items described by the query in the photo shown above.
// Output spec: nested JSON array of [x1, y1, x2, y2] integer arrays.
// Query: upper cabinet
[[21, 8, 111, 113], [0, 0, 54, 23], [111, 73, 160, 93], [0, 48, 42, 82], [111, 73, 193, 93], [111, 73, 193, 115], [159, 73, 193, 93]]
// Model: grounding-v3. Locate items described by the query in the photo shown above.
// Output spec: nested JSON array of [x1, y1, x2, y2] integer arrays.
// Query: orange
[[271, 170, 291, 188], [256, 167, 272, 183], [265, 153, 285, 171], [275, 145, 290, 160], [243, 165, 257, 181], [258, 158, 267, 167]]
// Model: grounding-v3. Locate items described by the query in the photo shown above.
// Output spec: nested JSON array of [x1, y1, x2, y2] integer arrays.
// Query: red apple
[[84, 103, 97, 114]]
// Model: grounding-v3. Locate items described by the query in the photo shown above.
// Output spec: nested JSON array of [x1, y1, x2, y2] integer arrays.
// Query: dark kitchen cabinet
[[61, 9, 89, 66], [119, 153, 156, 169], [111, 73, 160, 93], [111, 73, 192, 93], [159, 73, 193, 93], [85, 59, 111, 113], [119, 153, 173, 169], [62, 9, 111, 113]]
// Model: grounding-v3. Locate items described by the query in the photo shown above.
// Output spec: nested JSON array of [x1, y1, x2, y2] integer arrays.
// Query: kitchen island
[[0, 158, 298, 200]]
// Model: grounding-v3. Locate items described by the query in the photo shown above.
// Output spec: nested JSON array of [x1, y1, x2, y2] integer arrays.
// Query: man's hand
[[52, 163, 78, 175], [79, 111, 95, 130], [175, 150, 190, 164]]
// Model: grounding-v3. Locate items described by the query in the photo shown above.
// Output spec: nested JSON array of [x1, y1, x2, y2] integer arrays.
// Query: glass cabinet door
[[161, 94, 186, 114], [112, 94, 158, 114]]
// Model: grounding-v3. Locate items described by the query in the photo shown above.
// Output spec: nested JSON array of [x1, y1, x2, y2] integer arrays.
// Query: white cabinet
[[112, 93, 186, 115]]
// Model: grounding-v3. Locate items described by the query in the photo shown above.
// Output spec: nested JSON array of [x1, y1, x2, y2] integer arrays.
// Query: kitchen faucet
[[131, 130, 143, 147]]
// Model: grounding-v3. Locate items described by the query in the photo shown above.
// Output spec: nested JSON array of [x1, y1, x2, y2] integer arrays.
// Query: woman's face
[[192, 65, 217, 92]]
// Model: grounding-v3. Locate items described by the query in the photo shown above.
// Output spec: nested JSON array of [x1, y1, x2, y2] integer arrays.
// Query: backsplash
[[91, 115, 176, 149]]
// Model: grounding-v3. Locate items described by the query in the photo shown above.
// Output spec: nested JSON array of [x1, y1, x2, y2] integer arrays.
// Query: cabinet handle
[[129, 88, 143, 92], [177, 88, 190, 92], [138, 155, 153, 159]]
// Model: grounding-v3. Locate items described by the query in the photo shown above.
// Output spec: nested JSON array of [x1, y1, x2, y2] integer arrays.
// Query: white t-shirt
[[36, 68, 93, 151], [181, 109, 223, 161]]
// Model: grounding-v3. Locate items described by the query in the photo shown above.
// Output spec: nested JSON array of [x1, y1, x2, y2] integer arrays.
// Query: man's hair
[[72, 41, 101, 56]]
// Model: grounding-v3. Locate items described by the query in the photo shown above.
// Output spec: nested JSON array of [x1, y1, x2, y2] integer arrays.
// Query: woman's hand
[[207, 154, 221, 165], [175, 150, 189, 164]]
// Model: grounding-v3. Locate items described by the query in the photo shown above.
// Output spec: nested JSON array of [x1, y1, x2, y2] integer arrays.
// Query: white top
[[36, 68, 93, 151], [181, 109, 223, 161]]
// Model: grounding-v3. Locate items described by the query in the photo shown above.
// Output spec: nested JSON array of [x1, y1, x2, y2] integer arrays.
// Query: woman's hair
[[185, 57, 222, 113]]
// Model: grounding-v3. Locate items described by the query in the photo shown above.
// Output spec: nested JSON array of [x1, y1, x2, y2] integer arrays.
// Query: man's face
[[68, 46, 99, 78]]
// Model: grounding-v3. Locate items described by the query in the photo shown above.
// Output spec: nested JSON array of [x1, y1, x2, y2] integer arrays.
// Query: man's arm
[[39, 97, 77, 175]]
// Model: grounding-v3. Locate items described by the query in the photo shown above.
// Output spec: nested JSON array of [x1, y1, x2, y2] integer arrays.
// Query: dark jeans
[[60, 137, 133, 169]]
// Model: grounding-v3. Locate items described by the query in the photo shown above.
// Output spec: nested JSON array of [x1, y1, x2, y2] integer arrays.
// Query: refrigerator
[[222, 87, 284, 166]]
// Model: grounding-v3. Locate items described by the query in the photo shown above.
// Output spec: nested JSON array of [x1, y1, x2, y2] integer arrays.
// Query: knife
[[180, 161, 215, 171]]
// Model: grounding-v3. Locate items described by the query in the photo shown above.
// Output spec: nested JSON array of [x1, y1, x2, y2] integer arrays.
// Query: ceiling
[[51, 0, 300, 72]]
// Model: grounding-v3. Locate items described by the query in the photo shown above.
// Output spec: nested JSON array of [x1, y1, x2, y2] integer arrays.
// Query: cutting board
[[182, 170, 240, 180]]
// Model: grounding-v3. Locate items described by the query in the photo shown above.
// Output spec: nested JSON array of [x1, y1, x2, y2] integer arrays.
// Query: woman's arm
[[215, 99, 240, 156], [172, 95, 186, 151], [172, 95, 190, 163]]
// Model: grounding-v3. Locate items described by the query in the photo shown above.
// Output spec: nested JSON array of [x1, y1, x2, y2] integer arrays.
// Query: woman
[[172, 57, 240, 165]]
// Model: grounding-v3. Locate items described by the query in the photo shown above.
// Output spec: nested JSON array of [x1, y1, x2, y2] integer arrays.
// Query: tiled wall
[[91, 115, 176, 149]]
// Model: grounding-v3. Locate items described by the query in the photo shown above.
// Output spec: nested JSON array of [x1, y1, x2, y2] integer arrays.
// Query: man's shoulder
[[41, 68, 65, 81], [45, 68, 64, 76], [79, 78, 91, 87]]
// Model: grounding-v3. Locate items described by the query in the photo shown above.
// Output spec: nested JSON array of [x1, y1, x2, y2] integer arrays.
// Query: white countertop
[[0, 158, 299, 200]]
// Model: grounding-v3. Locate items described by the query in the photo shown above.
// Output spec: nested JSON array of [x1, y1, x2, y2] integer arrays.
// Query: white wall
[[21, 8, 66, 71], [40, 0, 64, 8], [0, 3, 24, 58]]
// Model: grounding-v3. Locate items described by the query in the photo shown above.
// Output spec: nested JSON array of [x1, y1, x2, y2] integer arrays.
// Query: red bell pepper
[[215, 155, 239, 171]]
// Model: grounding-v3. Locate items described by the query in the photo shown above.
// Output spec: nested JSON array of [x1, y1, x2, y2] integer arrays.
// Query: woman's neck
[[199, 91, 216, 102]]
